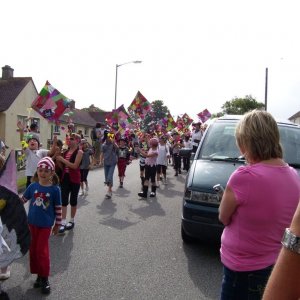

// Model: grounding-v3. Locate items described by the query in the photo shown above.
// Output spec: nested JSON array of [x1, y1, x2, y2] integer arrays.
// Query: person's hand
[[52, 224, 59, 235], [17, 121, 25, 131], [56, 156, 64, 162]]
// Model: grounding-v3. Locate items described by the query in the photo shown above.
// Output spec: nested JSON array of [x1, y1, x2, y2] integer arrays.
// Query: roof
[[0, 77, 33, 112], [59, 109, 108, 127], [288, 111, 300, 120]]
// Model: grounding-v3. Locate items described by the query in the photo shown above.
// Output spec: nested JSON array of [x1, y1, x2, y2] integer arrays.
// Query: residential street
[[4, 160, 222, 300]]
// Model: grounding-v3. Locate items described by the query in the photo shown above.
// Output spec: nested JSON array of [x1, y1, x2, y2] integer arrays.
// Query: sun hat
[[37, 157, 55, 171]]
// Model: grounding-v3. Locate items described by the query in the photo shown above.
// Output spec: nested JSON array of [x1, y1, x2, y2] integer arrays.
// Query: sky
[[2, 0, 300, 121]]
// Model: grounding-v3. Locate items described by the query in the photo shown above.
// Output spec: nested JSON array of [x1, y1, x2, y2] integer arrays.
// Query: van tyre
[[181, 225, 196, 244]]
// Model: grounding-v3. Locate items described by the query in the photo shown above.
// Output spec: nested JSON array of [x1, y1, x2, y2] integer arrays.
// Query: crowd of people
[[0, 111, 300, 299]]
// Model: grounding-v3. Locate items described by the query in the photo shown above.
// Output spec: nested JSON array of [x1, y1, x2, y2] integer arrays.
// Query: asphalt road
[[4, 160, 223, 300]]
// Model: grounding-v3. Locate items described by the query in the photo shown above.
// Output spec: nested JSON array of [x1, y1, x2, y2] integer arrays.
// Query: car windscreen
[[279, 125, 300, 167], [199, 122, 241, 160]]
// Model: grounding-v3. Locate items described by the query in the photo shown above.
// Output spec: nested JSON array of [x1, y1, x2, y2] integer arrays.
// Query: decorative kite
[[0, 151, 31, 269], [166, 112, 176, 131], [197, 109, 212, 123], [182, 113, 193, 127], [128, 91, 151, 119], [31, 81, 71, 122]]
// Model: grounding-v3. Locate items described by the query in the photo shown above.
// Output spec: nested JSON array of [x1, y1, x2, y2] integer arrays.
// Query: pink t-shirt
[[145, 148, 158, 167], [221, 162, 300, 271]]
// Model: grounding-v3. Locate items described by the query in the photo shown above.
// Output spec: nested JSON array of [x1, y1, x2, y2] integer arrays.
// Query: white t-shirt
[[156, 144, 170, 166], [24, 148, 49, 176]]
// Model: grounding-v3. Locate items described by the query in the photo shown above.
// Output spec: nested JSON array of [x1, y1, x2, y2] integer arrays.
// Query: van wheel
[[181, 225, 196, 244]]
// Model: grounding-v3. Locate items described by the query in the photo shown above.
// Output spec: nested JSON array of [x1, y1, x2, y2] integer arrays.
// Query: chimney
[[2, 65, 14, 79]]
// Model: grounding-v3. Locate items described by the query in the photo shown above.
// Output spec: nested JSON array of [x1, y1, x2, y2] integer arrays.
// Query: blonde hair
[[235, 110, 282, 161]]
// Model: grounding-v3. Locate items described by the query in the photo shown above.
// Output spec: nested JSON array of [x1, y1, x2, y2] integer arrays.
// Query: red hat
[[37, 157, 55, 171]]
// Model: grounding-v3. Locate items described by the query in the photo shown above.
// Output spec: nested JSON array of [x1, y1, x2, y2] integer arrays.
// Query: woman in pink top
[[219, 110, 300, 300], [138, 137, 159, 198]]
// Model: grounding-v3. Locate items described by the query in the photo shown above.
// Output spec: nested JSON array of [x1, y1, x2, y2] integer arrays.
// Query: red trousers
[[117, 158, 127, 177], [29, 224, 51, 277]]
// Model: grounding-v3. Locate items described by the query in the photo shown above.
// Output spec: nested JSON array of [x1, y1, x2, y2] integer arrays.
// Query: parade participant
[[182, 134, 192, 171], [138, 135, 147, 188], [191, 121, 202, 153], [79, 139, 93, 196], [56, 133, 83, 234], [21, 157, 62, 295], [172, 132, 183, 176], [156, 136, 170, 186], [138, 137, 159, 198], [218, 110, 300, 300], [17, 121, 53, 188], [117, 137, 131, 188], [102, 132, 118, 199]]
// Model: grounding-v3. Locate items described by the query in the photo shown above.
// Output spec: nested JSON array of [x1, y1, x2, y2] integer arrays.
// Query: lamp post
[[114, 60, 142, 109]]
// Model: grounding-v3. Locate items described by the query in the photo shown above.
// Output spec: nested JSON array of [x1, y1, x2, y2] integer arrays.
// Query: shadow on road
[[129, 197, 166, 220], [183, 241, 222, 299]]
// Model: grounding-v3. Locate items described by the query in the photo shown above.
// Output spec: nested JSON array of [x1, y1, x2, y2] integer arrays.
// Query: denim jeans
[[220, 265, 273, 300], [104, 163, 116, 186]]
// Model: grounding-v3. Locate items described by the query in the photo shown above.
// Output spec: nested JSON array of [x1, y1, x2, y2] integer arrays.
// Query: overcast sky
[[2, 0, 300, 121]]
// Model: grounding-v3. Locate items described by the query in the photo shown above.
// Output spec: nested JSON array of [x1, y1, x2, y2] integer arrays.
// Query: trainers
[[79, 190, 84, 196], [33, 275, 41, 288], [105, 192, 112, 199], [65, 222, 75, 231], [58, 225, 66, 234], [138, 192, 147, 199], [41, 277, 51, 295], [119, 182, 123, 188], [150, 192, 156, 197], [0, 267, 10, 281]]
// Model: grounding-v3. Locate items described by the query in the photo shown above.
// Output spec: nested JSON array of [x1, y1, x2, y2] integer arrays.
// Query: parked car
[[180, 115, 300, 243]]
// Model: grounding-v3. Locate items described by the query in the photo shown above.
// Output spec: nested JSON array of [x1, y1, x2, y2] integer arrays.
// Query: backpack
[[90, 128, 97, 141]]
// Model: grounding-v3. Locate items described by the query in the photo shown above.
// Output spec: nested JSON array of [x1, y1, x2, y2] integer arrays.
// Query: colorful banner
[[31, 81, 71, 122]]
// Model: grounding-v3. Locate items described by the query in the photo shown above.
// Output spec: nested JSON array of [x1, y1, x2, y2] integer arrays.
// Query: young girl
[[156, 136, 170, 186], [56, 133, 83, 233], [79, 139, 93, 195], [102, 132, 118, 199], [21, 157, 62, 295], [117, 137, 131, 188], [138, 137, 159, 198]]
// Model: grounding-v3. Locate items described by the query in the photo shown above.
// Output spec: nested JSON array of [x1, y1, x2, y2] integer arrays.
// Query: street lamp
[[114, 60, 142, 109]]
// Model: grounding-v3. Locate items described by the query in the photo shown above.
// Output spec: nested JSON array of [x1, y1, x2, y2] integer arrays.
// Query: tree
[[221, 95, 265, 115], [81, 104, 105, 112], [141, 100, 170, 133]]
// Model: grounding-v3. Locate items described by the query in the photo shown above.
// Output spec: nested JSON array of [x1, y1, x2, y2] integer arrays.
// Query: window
[[53, 125, 60, 134]]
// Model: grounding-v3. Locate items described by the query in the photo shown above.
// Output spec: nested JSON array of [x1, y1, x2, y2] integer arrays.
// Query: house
[[288, 111, 300, 125], [0, 65, 108, 154]]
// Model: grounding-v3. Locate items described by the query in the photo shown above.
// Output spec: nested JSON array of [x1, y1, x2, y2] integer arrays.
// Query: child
[[102, 132, 118, 199], [138, 137, 159, 198], [156, 136, 170, 186], [79, 139, 93, 195], [117, 137, 131, 188], [17, 121, 52, 188], [21, 157, 62, 295]]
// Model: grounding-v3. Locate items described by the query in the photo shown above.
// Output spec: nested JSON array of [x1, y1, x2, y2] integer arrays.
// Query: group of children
[[0, 120, 204, 297]]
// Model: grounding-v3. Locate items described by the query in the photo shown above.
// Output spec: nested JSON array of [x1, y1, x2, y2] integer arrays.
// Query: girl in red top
[[56, 133, 83, 234]]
